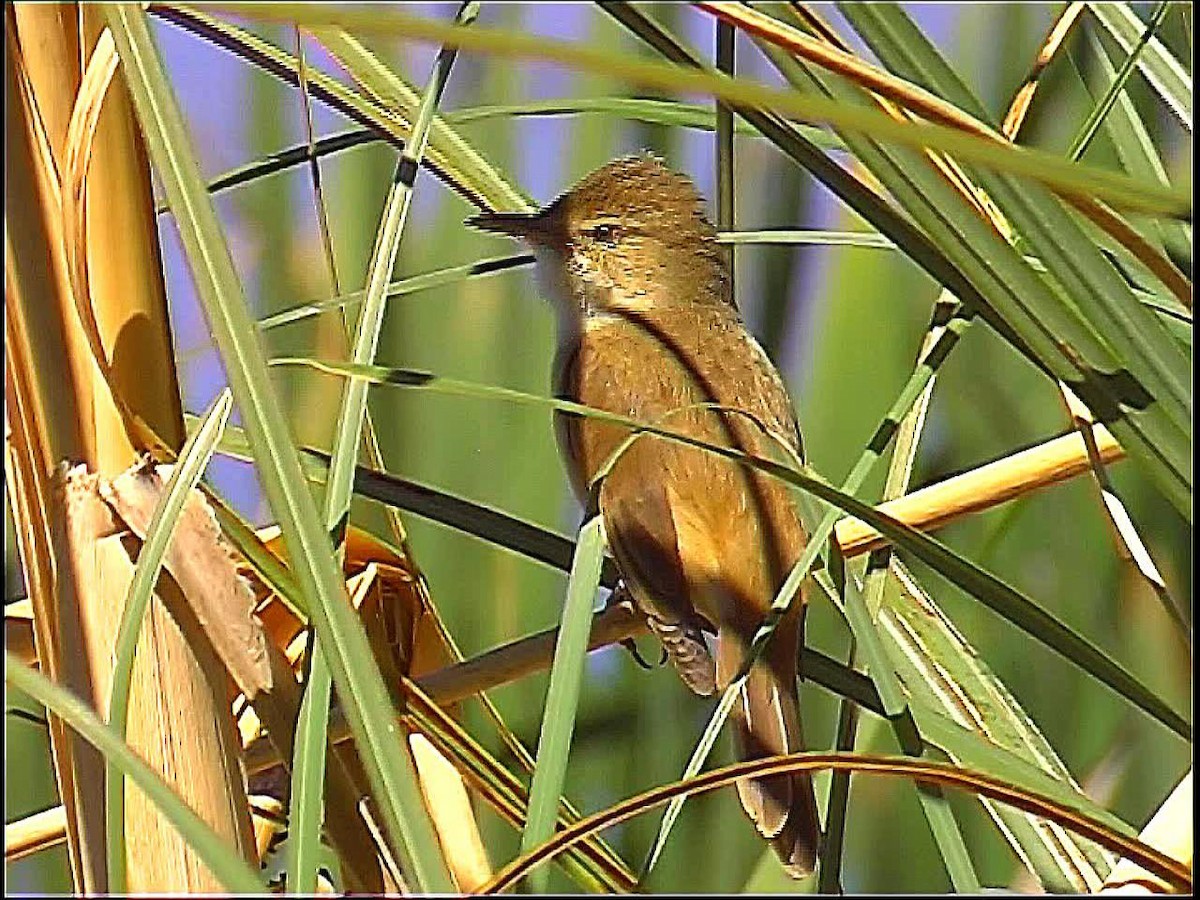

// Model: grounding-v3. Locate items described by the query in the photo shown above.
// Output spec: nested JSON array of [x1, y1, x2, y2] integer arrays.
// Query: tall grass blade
[[291, 5, 478, 893], [102, 5, 454, 890], [520, 516, 606, 892]]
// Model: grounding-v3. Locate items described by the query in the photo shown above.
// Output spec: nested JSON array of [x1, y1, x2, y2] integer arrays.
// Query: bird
[[468, 154, 820, 877]]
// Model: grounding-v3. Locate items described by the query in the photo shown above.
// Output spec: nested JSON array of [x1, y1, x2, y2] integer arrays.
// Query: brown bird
[[469, 155, 820, 877]]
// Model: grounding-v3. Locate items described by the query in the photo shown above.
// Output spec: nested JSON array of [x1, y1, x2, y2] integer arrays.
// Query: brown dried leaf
[[99, 459, 271, 698]]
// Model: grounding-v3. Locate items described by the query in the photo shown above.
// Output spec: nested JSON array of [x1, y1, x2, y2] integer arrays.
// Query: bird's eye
[[590, 224, 620, 245]]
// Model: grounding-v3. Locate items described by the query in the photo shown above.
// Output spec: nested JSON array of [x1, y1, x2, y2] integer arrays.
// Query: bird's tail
[[724, 614, 821, 878]]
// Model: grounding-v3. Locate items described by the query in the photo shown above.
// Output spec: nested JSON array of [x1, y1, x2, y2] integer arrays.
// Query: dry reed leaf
[[10, 6, 250, 890], [247, 523, 492, 888], [55, 462, 258, 889], [98, 458, 271, 698], [410, 732, 493, 892], [247, 794, 286, 862], [61, 26, 117, 345], [248, 523, 450, 680], [53, 462, 126, 884], [6, 24, 104, 888]]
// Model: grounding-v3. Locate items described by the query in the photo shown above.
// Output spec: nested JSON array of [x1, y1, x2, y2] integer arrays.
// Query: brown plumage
[[469, 156, 820, 877]]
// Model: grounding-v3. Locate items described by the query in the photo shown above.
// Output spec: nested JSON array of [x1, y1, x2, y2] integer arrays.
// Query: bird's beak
[[466, 210, 553, 247]]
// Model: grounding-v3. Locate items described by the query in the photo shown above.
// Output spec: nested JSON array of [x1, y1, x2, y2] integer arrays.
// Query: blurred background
[[6, 3, 1191, 893]]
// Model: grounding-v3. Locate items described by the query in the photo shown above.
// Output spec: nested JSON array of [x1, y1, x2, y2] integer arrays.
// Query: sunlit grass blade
[[520, 515, 605, 893], [883, 561, 1114, 889], [104, 389, 233, 895], [102, 5, 453, 891], [7, 653, 265, 893], [447, 97, 845, 146], [909, 699, 1130, 837], [154, 100, 843, 215], [250, 240, 1172, 343], [1087, 1, 1191, 130]]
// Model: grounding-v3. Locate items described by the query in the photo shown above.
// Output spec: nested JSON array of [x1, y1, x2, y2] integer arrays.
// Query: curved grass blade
[[519, 515, 605, 893], [483, 751, 1191, 894], [204, 3, 1190, 217], [446, 97, 844, 146], [271, 357, 1190, 739], [7, 653, 265, 893], [104, 389, 233, 895], [154, 100, 843, 215], [151, 3, 527, 212], [103, 5, 454, 891]]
